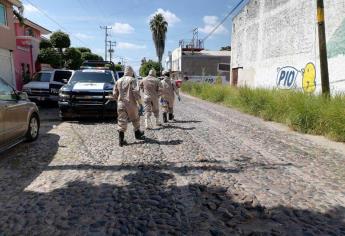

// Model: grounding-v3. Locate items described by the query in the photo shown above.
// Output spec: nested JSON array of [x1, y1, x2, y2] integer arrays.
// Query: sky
[[22, 0, 247, 72]]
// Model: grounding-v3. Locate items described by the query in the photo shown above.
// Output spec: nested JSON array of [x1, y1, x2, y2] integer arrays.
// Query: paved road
[[1, 95, 345, 235]]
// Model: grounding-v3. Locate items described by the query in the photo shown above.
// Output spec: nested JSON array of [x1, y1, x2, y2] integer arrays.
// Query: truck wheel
[[26, 113, 40, 142]]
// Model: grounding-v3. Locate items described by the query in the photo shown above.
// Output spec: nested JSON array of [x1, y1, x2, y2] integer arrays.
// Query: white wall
[[0, 48, 15, 87], [231, 0, 345, 95]]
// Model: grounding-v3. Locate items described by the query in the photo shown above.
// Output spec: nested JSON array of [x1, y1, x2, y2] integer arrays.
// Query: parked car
[[22, 69, 73, 104], [0, 77, 40, 153], [58, 69, 117, 119]]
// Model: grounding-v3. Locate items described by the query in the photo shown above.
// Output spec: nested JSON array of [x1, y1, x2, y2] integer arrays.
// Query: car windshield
[[32, 72, 51, 82], [69, 70, 114, 84]]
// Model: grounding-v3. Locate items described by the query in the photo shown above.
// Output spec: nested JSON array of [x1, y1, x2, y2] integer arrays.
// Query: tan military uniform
[[140, 71, 162, 118], [113, 67, 141, 132], [161, 76, 179, 114]]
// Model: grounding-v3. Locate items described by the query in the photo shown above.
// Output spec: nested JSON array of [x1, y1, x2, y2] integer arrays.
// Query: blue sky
[[23, 0, 246, 72]]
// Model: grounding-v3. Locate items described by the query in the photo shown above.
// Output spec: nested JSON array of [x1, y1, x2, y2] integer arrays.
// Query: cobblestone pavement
[[1, 95, 345, 235]]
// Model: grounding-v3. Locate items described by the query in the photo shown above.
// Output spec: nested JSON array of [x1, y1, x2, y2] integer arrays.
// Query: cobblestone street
[[1, 95, 345, 235]]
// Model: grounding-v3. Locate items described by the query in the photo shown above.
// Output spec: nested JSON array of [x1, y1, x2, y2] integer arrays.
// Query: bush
[[181, 82, 345, 142]]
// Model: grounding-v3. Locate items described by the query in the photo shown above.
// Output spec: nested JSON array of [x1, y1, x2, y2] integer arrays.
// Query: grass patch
[[181, 82, 345, 142]]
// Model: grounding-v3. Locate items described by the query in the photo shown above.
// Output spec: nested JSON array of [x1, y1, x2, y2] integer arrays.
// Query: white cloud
[[111, 23, 135, 34], [74, 33, 95, 40], [149, 9, 181, 26], [117, 42, 146, 50], [199, 16, 228, 35]]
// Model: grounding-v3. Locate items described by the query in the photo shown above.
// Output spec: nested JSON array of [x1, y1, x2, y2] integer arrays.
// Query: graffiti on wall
[[276, 62, 316, 93], [302, 63, 316, 93], [328, 19, 345, 58], [277, 66, 298, 89]]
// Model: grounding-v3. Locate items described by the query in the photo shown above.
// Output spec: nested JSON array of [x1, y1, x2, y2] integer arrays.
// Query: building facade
[[231, 0, 345, 94], [169, 46, 231, 83], [14, 18, 51, 90], [0, 0, 22, 87]]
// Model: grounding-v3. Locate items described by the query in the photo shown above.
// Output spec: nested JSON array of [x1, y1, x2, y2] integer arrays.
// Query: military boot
[[119, 131, 127, 147], [169, 113, 174, 121], [135, 130, 145, 140], [163, 113, 168, 123]]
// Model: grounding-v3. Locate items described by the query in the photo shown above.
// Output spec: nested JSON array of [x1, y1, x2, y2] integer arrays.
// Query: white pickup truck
[[22, 70, 73, 104]]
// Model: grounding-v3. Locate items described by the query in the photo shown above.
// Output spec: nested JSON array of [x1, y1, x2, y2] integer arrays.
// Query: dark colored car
[[0, 77, 40, 153], [58, 69, 117, 119]]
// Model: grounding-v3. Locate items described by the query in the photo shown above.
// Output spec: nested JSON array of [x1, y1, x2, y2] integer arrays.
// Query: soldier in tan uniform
[[140, 69, 162, 129], [113, 66, 145, 146], [160, 71, 180, 123]]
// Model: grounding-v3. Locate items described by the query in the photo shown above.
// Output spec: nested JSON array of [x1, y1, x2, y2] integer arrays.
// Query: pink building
[[13, 18, 51, 90]]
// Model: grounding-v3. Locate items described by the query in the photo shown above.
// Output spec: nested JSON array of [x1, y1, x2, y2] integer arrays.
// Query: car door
[[0, 78, 27, 145], [50, 70, 73, 97]]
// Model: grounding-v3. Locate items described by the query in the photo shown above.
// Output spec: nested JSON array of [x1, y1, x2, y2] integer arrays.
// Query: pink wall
[[13, 22, 43, 90]]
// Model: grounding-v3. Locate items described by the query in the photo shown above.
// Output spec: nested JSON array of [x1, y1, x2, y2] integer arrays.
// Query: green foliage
[[37, 48, 62, 68], [181, 82, 345, 142], [115, 64, 123, 72], [139, 60, 161, 77], [76, 47, 91, 53], [220, 46, 231, 51], [64, 47, 82, 70], [81, 52, 102, 61], [149, 13, 168, 71], [50, 31, 71, 52], [39, 39, 52, 49]]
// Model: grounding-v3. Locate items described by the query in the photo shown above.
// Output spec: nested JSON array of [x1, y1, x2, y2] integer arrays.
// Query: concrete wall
[[182, 55, 231, 81], [231, 0, 345, 94]]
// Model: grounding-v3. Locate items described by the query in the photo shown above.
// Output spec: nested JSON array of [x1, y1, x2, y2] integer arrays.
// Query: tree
[[37, 48, 62, 68], [39, 39, 52, 49], [76, 47, 92, 53], [220, 46, 231, 51], [50, 31, 71, 54], [149, 13, 168, 72], [81, 52, 102, 61], [139, 60, 161, 77], [64, 47, 82, 70], [115, 63, 123, 72]]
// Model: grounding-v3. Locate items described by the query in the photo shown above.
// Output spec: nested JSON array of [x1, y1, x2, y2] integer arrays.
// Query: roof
[[15, 18, 52, 35]]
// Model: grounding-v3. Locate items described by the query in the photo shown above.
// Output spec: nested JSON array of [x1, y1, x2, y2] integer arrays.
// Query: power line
[[202, 0, 246, 42], [23, 0, 90, 47]]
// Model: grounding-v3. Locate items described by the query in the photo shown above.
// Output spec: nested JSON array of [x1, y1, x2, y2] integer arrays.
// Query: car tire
[[26, 113, 40, 142]]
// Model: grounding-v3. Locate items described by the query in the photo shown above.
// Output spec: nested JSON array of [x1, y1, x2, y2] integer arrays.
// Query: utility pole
[[317, 0, 330, 96], [107, 41, 116, 62], [100, 26, 112, 61]]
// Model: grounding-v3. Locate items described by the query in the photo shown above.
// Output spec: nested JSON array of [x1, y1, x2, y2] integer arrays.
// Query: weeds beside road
[[182, 82, 345, 142]]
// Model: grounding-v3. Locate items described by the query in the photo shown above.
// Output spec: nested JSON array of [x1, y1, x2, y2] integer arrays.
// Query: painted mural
[[276, 63, 316, 93], [302, 63, 316, 93], [328, 18, 345, 58]]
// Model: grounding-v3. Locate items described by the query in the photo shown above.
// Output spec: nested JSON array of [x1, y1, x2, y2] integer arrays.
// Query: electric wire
[[23, 0, 90, 47], [202, 0, 246, 42]]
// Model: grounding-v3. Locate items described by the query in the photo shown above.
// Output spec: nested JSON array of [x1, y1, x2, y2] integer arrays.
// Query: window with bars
[[0, 3, 7, 26]]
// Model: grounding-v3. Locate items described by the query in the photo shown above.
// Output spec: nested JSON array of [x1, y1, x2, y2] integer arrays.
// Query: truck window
[[54, 71, 72, 83], [33, 72, 52, 82]]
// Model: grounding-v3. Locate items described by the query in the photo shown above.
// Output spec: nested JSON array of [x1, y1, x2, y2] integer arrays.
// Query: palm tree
[[150, 13, 168, 72]]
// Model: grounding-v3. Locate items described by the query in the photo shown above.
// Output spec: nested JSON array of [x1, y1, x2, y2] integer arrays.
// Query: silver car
[[0, 77, 40, 152]]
